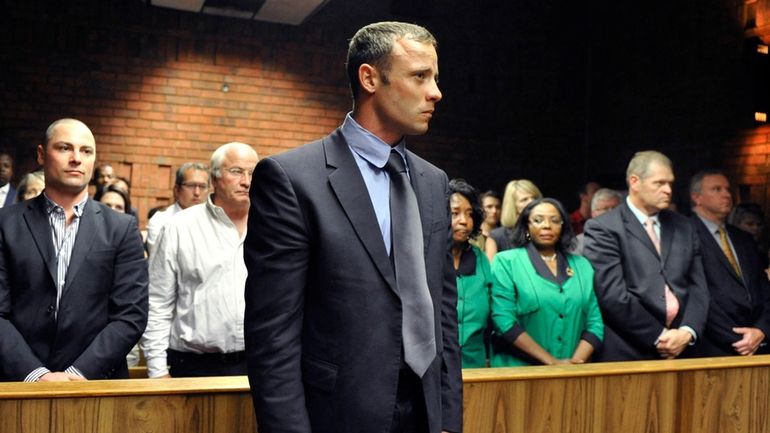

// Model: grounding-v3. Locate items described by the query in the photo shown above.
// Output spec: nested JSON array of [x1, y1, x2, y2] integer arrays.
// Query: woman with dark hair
[[94, 184, 131, 214], [449, 179, 493, 368], [490, 197, 603, 366], [485, 179, 542, 262]]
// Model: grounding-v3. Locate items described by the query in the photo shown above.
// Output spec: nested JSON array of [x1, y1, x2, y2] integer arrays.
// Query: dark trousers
[[167, 349, 247, 377], [389, 366, 429, 433]]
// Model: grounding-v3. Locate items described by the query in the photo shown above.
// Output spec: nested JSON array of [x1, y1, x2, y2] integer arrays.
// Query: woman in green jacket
[[449, 179, 493, 368], [490, 197, 604, 367]]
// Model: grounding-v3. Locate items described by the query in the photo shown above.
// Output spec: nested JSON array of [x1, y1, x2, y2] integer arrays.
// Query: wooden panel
[[1, 357, 769, 433]]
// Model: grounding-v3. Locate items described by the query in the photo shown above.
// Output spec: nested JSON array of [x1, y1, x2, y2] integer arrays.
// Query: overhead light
[[755, 112, 767, 122], [757, 44, 769, 55]]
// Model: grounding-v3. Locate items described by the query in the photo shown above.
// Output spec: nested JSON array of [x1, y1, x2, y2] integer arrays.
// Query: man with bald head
[[141, 142, 258, 378], [0, 118, 148, 381]]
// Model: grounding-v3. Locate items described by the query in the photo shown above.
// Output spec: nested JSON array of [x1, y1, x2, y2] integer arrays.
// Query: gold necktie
[[718, 227, 742, 277]]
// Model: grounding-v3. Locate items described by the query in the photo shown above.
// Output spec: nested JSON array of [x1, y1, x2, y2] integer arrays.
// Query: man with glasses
[[141, 142, 258, 377], [145, 162, 210, 256]]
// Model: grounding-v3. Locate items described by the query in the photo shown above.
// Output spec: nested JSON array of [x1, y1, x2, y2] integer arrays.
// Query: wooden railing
[[2, 355, 769, 433]]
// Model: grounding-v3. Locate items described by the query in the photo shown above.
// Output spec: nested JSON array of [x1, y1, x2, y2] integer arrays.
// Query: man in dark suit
[[244, 22, 462, 433], [0, 152, 16, 207], [0, 118, 148, 381], [584, 151, 710, 361], [689, 170, 770, 356]]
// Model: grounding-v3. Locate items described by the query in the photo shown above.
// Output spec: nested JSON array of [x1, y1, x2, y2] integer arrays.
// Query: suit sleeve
[[439, 175, 463, 433], [677, 226, 709, 337], [583, 218, 666, 350], [72, 216, 149, 379], [244, 157, 311, 433], [0, 215, 47, 380]]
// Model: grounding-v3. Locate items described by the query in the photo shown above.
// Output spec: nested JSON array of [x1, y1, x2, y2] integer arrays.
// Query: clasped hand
[[656, 328, 692, 359]]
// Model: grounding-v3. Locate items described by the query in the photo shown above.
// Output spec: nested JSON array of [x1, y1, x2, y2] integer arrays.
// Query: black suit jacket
[[690, 216, 770, 356], [244, 129, 462, 433], [0, 195, 148, 380], [3, 186, 15, 207], [583, 203, 710, 361]]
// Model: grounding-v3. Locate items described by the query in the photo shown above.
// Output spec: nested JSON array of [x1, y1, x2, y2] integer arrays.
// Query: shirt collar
[[626, 196, 658, 225], [43, 193, 88, 217], [696, 213, 723, 234], [0, 183, 9, 194], [341, 112, 406, 169]]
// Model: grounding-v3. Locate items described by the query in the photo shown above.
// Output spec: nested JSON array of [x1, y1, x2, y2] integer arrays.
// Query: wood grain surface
[[0, 356, 768, 433]]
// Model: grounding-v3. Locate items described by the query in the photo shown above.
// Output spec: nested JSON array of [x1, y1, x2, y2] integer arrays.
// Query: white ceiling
[[150, 0, 330, 25]]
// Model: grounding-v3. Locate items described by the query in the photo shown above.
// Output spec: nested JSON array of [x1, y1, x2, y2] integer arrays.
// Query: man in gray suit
[[244, 22, 462, 433], [584, 151, 709, 361]]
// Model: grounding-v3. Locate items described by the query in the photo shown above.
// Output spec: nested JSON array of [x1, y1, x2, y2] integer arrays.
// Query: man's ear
[[36, 144, 45, 166], [358, 63, 378, 95]]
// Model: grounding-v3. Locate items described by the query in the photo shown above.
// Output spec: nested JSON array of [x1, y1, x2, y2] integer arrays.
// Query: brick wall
[[2, 0, 768, 225], [0, 1, 354, 226]]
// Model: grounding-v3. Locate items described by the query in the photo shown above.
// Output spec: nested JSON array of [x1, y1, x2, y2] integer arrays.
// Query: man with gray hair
[[145, 162, 210, 256], [571, 188, 623, 254], [245, 21, 461, 433], [584, 150, 709, 361], [141, 142, 258, 377]]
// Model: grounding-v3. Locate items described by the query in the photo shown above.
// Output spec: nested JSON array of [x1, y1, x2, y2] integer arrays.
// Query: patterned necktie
[[384, 150, 436, 377], [718, 227, 742, 278], [644, 218, 679, 327]]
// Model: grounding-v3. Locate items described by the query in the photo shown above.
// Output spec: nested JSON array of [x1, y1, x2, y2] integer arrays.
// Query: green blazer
[[456, 245, 493, 368], [490, 247, 604, 367]]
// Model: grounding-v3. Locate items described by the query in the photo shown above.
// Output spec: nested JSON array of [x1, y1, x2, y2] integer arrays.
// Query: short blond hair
[[500, 179, 542, 228]]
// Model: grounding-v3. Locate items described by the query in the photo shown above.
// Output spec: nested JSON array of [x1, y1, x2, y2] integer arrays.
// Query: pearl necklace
[[540, 253, 557, 262]]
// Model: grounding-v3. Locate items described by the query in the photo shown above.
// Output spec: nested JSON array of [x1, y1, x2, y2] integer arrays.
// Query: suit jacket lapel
[[620, 204, 659, 257], [324, 130, 397, 293], [405, 151, 433, 254], [23, 196, 57, 285], [694, 217, 744, 284], [62, 199, 99, 295]]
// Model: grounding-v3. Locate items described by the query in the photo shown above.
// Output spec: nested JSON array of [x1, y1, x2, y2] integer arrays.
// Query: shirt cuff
[[680, 326, 697, 345], [65, 365, 85, 379], [24, 367, 51, 382], [500, 323, 526, 345], [146, 356, 170, 378], [580, 331, 603, 352]]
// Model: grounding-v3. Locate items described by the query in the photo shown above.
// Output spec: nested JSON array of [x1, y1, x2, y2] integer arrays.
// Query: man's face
[[591, 196, 621, 218], [37, 121, 96, 195], [629, 162, 674, 215], [96, 165, 114, 188], [175, 168, 210, 209], [692, 174, 732, 222], [370, 38, 442, 142], [0, 154, 13, 187], [212, 148, 258, 208]]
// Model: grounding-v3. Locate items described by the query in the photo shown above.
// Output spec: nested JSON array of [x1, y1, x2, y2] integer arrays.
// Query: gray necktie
[[384, 150, 436, 377]]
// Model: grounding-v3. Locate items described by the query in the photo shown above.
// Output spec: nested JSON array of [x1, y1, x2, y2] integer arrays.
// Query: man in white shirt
[[0, 152, 16, 207], [145, 162, 209, 256], [140, 142, 258, 378]]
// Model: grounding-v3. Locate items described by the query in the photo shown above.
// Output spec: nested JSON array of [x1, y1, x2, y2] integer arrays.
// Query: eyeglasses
[[528, 217, 564, 227], [180, 182, 209, 191], [224, 167, 254, 179]]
